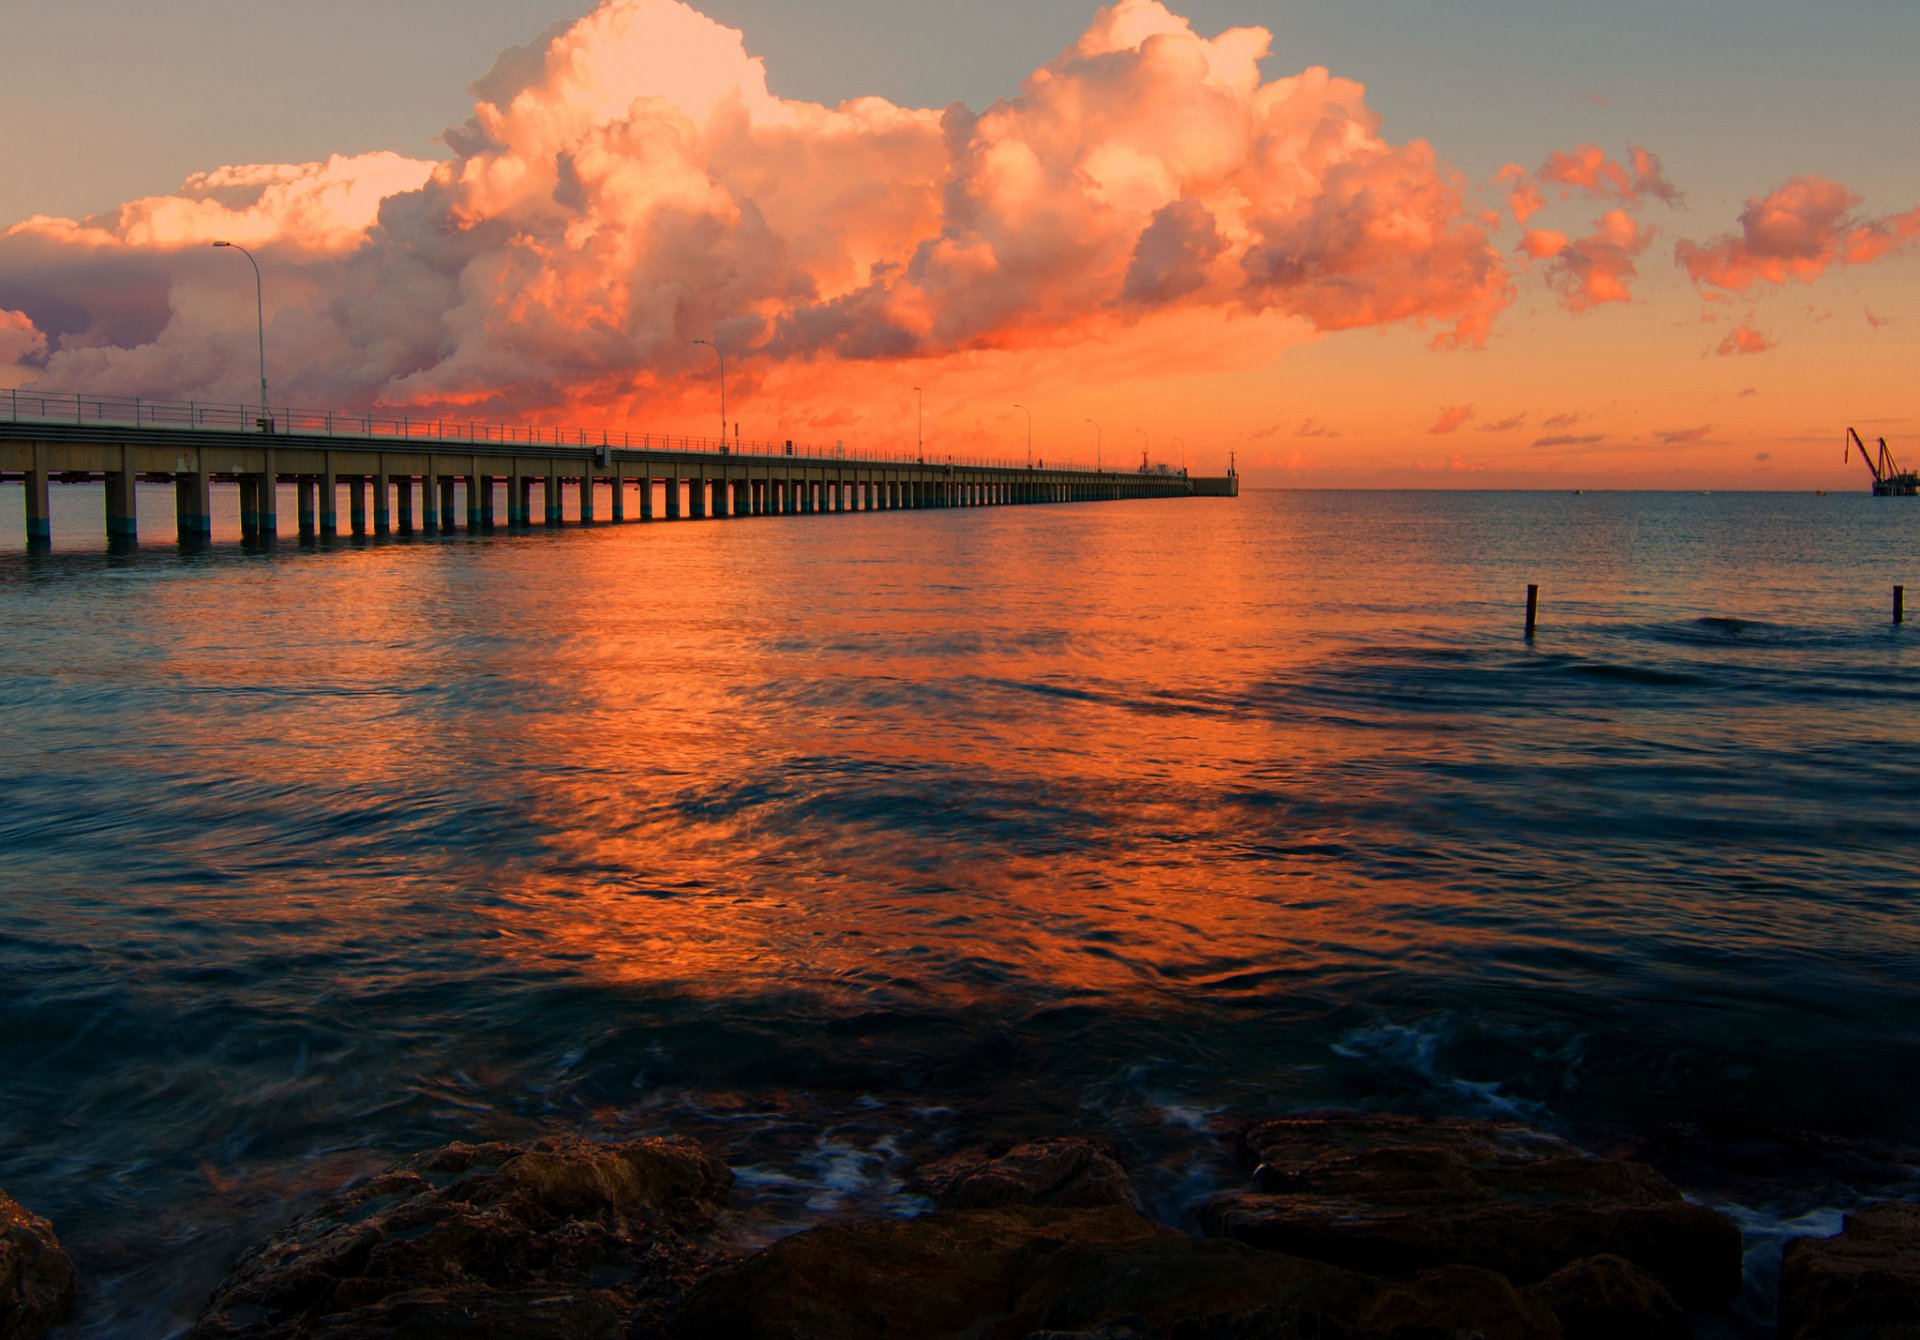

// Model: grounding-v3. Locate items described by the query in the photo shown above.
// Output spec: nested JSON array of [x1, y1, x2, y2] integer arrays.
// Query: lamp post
[[1135, 427, 1149, 472], [211, 241, 267, 425], [1085, 418, 1101, 472], [692, 338, 725, 445], [1012, 403, 1031, 468], [1173, 436, 1186, 475], [914, 386, 923, 462]]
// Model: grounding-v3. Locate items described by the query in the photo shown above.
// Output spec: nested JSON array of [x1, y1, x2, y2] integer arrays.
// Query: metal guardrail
[[0, 388, 1067, 473]]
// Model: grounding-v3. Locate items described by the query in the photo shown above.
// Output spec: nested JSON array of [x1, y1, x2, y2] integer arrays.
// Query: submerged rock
[[903, 1135, 1141, 1212], [1780, 1200, 1920, 1339], [1200, 1113, 1741, 1308], [1524, 1253, 1687, 1340], [0, 1189, 75, 1340], [681, 1203, 1559, 1339], [190, 1134, 733, 1338]]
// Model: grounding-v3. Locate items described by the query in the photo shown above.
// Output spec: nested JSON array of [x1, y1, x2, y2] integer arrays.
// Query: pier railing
[[2, 387, 1048, 472]]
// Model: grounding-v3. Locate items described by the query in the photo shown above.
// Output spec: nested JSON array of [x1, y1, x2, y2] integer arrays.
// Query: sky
[[2, 0, 1916, 488]]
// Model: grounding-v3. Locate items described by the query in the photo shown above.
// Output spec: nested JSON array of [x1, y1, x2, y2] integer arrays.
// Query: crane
[[1845, 427, 1919, 496]]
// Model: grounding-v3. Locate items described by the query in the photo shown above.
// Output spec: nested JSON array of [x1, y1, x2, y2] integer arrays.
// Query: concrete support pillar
[[297, 477, 318, 536], [105, 463, 138, 542], [396, 476, 415, 533], [257, 454, 278, 536], [421, 471, 440, 532], [239, 476, 260, 539], [640, 477, 655, 520], [175, 468, 212, 543], [611, 475, 626, 522], [504, 472, 523, 525], [469, 473, 487, 530], [349, 476, 368, 535], [666, 478, 682, 519], [543, 470, 559, 525], [373, 473, 392, 534], [23, 458, 50, 547], [318, 454, 339, 537], [579, 474, 596, 523], [689, 477, 707, 519], [439, 477, 457, 530], [712, 477, 731, 519]]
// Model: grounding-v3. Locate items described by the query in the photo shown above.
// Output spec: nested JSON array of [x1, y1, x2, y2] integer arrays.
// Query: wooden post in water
[[1525, 584, 1539, 639], [1897, 585, 1906, 625]]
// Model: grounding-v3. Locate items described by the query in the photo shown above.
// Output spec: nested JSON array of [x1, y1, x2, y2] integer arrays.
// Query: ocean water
[[0, 485, 1915, 1335]]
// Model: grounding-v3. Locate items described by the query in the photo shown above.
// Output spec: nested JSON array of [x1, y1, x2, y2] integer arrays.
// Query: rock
[[1200, 1113, 1740, 1308], [1780, 1200, 1920, 1340], [1525, 1253, 1686, 1340], [191, 1134, 734, 1338], [903, 1136, 1141, 1212], [1618, 1120, 1919, 1216], [682, 1203, 1562, 1339], [0, 1188, 75, 1340]]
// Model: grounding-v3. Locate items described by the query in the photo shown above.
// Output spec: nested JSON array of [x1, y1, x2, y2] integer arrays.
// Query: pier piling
[[1525, 584, 1539, 639], [1897, 585, 1906, 625]]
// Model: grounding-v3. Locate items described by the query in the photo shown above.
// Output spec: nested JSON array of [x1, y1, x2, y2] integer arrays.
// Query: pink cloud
[[1676, 175, 1920, 293], [1535, 143, 1681, 208], [0, 308, 46, 366], [1296, 417, 1341, 437], [1866, 308, 1895, 329], [1738, 387, 1758, 397], [1517, 229, 1568, 260], [1498, 163, 1545, 226], [1429, 403, 1475, 434], [1715, 322, 1775, 356], [0, 0, 1515, 417], [1541, 210, 1653, 312]]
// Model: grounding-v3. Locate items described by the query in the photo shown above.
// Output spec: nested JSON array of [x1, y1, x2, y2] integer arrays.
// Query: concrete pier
[[4, 391, 1219, 549]]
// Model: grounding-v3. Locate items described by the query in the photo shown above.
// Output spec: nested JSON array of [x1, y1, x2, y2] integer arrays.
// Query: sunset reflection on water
[[1, 488, 1916, 1334]]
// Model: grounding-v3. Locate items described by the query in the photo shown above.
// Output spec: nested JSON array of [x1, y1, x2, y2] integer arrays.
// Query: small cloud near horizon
[[1297, 418, 1342, 438], [1655, 424, 1715, 444], [1478, 412, 1527, 432], [1429, 404, 1475, 434], [1755, 451, 1773, 461], [1533, 432, 1606, 448], [1866, 308, 1895, 329], [1542, 411, 1583, 429], [1716, 321, 1775, 355], [1738, 387, 1759, 397]]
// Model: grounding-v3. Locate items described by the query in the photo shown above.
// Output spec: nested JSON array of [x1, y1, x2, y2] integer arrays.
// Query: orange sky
[[1, 0, 1915, 489]]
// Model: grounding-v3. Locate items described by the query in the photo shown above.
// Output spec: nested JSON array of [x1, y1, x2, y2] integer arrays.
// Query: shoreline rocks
[[19, 1114, 1915, 1338], [0, 1189, 74, 1340]]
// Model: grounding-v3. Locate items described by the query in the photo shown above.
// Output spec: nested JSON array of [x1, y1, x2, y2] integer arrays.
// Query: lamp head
[[212, 240, 231, 248]]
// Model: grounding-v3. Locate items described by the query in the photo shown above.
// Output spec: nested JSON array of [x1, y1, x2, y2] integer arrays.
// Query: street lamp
[[692, 338, 725, 445], [914, 386, 923, 461], [1085, 418, 1101, 472], [211, 241, 267, 426], [1173, 436, 1187, 475], [1012, 403, 1031, 468], [1135, 427, 1149, 471]]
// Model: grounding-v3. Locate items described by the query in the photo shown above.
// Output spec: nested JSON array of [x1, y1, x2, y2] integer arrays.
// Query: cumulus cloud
[[1677, 175, 1920, 293], [0, 308, 45, 364], [0, 0, 1514, 420], [1715, 322, 1775, 355], [1429, 403, 1474, 434], [1532, 143, 1681, 209], [1536, 209, 1653, 311]]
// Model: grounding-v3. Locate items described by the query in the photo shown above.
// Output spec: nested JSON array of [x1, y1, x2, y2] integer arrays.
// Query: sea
[[0, 484, 1915, 1336]]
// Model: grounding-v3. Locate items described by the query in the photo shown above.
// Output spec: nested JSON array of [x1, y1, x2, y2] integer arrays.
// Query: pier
[[1, 391, 1233, 548]]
